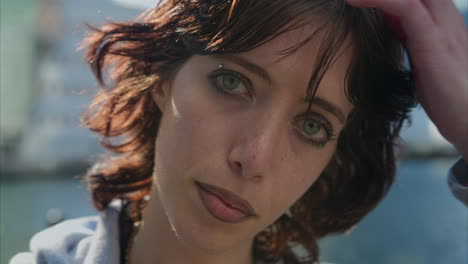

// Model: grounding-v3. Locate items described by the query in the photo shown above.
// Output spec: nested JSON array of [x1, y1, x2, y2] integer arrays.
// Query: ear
[[151, 80, 171, 112]]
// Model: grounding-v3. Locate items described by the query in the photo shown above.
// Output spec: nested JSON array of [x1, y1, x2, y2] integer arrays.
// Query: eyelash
[[207, 69, 252, 98], [294, 113, 336, 147], [207, 68, 336, 147]]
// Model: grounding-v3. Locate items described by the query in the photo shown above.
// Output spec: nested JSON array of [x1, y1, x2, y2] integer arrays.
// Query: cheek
[[263, 148, 334, 222], [157, 88, 228, 174], [175, 99, 218, 151]]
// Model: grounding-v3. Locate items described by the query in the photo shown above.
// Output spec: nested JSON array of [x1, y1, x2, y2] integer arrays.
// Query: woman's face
[[151, 25, 353, 254]]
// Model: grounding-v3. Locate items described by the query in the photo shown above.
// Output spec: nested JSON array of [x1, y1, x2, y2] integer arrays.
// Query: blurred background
[[0, 0, 466, 263]]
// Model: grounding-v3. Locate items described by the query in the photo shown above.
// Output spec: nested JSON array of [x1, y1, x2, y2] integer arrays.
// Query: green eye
[[209, 69, 251, 98], [296, 116, 335, 147], [302, 119, 322, 136], [219, 74, 241, 91]]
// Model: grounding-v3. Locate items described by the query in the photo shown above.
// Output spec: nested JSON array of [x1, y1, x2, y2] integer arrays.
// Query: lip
[[195, 181, 257, 222]]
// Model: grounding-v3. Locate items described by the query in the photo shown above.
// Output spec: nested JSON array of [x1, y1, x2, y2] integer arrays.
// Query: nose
[[227, 114, 284, 182]]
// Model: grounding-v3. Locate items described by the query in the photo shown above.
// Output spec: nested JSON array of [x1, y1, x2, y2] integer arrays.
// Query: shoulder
[[9, 216, 99, 264], [9, 204, 121, 264]]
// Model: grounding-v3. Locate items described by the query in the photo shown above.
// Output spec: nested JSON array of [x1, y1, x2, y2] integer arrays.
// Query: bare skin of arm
[[347, 0, 468, 161]]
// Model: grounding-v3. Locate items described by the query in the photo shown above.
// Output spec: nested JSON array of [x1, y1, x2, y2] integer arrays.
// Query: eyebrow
[[306, 96, 346, 124], [212, 54, 273, 85], [212, 54, 346, 124]]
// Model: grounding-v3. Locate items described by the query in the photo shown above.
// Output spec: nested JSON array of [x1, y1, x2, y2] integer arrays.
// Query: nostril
[[234, 161, 242, 170], [228, 160, 243, 175]]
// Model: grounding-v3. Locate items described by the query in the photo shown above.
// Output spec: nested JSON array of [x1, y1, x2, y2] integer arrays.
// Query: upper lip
[[196, 181, 257, 216]]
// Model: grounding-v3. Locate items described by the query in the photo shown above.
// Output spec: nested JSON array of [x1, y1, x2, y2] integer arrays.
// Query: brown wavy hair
[[81, 0, 416, 263]]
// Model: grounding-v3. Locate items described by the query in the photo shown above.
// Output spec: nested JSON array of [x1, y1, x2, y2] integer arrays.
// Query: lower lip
[[196, 183, 251, 223]]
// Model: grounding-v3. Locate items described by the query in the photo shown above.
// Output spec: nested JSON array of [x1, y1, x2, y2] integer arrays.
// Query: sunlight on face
[[170, 97, 181, 119]]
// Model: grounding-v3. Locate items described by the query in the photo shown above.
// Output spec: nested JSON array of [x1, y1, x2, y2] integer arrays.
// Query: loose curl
[[81, 0, 416, 263]]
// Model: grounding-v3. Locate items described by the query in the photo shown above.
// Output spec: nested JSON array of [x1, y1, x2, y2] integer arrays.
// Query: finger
[[346, 0, 435, 41], [346, 0, 410, 14], [423, 0, 468, 41], [346, 0, 430, 19], [422, 0, 464, 26]]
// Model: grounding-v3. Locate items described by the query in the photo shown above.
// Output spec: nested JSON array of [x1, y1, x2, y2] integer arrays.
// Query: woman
[[11, 0, 467, 263]]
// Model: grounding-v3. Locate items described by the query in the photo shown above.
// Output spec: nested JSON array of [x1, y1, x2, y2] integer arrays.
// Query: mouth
[[195, 181, 257, 223]]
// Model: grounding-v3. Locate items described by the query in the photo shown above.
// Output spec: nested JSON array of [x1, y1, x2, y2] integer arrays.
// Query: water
[[1, 158, 466, 264], [319, 158, 467, 264]]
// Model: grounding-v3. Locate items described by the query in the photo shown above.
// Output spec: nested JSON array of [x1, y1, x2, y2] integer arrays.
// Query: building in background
[[0, 0, 38, 150], [1, 0, 140, 172]]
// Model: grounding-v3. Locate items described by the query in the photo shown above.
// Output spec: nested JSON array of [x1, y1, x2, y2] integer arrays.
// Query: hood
[[10, 205, 120, 264]]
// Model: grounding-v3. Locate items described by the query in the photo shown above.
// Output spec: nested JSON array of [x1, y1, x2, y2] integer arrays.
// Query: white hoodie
[[9, 204, 120, 264]]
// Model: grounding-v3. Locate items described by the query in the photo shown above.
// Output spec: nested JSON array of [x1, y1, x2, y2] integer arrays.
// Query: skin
[[128, 1, 468, 263], [129, 24, 353, 264], [347, 0, 468, 161]]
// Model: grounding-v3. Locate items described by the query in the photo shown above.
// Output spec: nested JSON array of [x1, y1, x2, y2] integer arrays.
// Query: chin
[[167, 203, 254, 255], [172, 220, 246, 254]]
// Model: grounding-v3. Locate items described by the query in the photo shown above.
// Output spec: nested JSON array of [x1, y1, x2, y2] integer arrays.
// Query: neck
[[128, 188, 255, 264]]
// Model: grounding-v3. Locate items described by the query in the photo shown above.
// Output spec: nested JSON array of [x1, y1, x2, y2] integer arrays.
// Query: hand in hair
[[347, 0, 468, 161]]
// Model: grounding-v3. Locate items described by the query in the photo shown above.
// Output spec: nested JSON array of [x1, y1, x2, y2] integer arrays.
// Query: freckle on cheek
[[280, 154, 287, 161]]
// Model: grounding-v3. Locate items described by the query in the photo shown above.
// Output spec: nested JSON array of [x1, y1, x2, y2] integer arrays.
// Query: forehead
[[235, 23, 354, 117]]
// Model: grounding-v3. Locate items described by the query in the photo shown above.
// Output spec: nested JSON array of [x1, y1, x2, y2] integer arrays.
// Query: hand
[[347, 0, 468, 160]]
